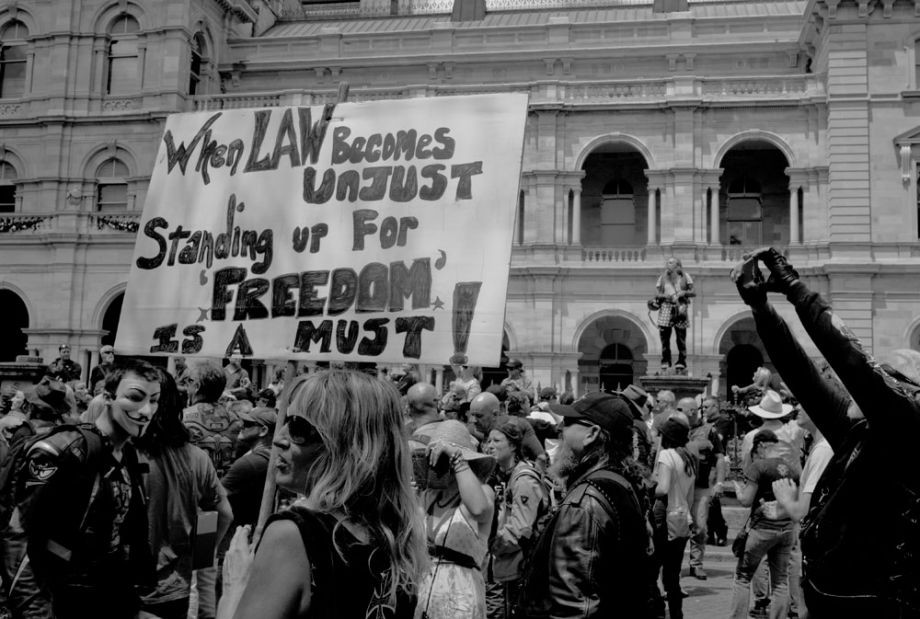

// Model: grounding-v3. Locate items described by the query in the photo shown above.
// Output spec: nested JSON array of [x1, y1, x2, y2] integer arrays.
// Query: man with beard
[[518, 392, 652, 619], [13, 359, 159, 619]]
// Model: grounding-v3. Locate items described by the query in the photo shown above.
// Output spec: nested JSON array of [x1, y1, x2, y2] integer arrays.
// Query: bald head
[[469, 392, 501, 435], [676, 397, 699, 424], [406, 382, 438, 418]]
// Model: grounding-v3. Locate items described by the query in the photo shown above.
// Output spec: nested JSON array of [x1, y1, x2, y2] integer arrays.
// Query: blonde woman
[[219, 370, 428, 619]]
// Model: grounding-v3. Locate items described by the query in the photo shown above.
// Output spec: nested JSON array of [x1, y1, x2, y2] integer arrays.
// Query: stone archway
[[718, 316, 771, 402], [580, 141, 651, 248], [577, 314, 650, 394], [718, 140, 791, 248], [0, 289, 28, 362]]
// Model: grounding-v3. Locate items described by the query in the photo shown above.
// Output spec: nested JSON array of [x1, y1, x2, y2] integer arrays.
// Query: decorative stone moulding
[[102, 97, 139, 112]]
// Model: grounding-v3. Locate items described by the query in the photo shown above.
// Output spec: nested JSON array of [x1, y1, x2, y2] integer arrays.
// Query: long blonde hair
[[287, 370, 428, 602]]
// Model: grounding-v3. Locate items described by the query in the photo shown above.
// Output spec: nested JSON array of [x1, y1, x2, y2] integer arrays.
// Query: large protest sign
[[116, 93, 528, 365]]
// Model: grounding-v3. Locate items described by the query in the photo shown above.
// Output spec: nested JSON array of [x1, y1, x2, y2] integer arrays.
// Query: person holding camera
[[732, 247, 920, 617], [413, 420, 496, 619]]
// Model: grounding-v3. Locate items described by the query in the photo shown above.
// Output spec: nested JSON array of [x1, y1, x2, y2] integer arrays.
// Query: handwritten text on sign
[[116, 94, 528, 365]]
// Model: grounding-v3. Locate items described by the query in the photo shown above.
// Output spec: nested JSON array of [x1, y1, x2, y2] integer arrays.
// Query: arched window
[[107, 15, 140, 95], [726, 176, 762, 246], [189, 32, 206, 95], [0, 20, 28, 99], [0, 161, 17, 212], [96, 157, 129, 211], [600, 179, 635, 246]]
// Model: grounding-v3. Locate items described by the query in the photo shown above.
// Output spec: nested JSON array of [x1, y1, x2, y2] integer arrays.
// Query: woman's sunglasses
[[285, 416, 322, 446]]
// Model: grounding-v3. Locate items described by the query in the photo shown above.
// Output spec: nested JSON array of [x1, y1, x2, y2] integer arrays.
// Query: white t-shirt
[[656, 448, 694, 512], [800, 436, 833, 495]]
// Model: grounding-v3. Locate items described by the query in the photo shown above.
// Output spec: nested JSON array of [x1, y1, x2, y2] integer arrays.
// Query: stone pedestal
[[638, 373, 711, 401], [0, 356, 47, 395]]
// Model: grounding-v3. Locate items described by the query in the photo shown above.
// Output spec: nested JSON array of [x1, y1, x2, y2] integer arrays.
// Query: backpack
[[0, 421, 38, 530], [507, 466, 553, 550], [184, 405, 240, 477]]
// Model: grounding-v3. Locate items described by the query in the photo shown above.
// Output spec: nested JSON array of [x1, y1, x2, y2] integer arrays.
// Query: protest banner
[[116, 93, 528, 366]]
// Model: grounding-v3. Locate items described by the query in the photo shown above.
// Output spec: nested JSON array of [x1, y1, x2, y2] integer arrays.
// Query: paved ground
[[679, 505, 746, 618]]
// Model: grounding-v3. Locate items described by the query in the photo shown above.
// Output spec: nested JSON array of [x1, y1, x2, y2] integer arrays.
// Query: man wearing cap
[[221, 407, 277, 535], [518, 392, 652, 618], [45, 345, 82, 384], [89, 345, 115, 393], [733, 247, 920, 616], [501, 359, 534, 401]]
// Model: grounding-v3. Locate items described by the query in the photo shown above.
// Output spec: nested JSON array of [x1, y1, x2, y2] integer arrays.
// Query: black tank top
[[265, 506, 416, 619]]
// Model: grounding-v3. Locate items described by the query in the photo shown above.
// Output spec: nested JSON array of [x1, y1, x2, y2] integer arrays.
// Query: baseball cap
[[239, 406, 277, 429], [540, 386, 557, 399], [506, 358, 523, 370], [99, 345, 114, 354], [550, 392, 634, 439]]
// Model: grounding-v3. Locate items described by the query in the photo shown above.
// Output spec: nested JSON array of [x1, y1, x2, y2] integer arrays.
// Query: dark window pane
[[97, 183, 127, 211], [107, 56, 137, 94], [0, 184, 15, 212]]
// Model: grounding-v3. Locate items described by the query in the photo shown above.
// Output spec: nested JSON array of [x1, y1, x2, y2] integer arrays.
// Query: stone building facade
[[1, 0, 919, 397]]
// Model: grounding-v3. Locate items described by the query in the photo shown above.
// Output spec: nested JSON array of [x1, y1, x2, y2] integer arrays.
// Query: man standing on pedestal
[[654, 257, 694, 371]]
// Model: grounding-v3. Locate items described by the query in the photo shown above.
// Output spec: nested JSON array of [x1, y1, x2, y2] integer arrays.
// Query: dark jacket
[[17, 424, 154, 618], [751, 282, 920, 617], [518, 464, 651, 619]]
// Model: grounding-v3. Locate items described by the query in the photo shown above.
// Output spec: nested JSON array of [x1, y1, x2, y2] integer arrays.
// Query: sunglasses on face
[[285, 416, 321, 446]]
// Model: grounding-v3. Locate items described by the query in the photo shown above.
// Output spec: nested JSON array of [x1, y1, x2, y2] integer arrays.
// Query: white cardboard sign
[[116, 93, 528, 365]]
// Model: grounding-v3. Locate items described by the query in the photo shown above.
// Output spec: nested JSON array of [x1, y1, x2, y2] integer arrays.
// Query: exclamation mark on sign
[[449, 282, 482, 366]]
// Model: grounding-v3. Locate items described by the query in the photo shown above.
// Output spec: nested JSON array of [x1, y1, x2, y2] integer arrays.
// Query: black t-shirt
[[747, 456, 799, 530], [265, 507, 415, 619]]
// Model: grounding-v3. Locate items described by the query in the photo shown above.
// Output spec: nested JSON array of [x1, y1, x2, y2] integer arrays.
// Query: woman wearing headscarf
[[413, 420, 496, 619], [485, 420, 548, 619], [652, 417, 697, 619], [219, 370, 428, 619]]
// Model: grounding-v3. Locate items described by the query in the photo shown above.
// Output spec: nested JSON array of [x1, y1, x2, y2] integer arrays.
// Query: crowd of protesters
[[0, 248, 918, 618]]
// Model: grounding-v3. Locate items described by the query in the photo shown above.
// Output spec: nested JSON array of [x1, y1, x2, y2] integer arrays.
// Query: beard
[[549, 441, 582, 484]]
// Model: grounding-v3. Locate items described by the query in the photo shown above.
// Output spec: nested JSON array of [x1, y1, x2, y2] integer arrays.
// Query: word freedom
[[161, 108, 484, 203]]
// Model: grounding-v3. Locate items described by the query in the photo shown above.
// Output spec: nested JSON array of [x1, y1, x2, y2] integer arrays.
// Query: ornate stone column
[[645, 169, 668, 246], [559, 170, 585, 245], [699, 169, 723, 244]]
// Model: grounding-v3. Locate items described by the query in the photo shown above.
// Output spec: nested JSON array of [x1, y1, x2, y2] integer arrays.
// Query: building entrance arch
[[577, 313, 649, 394], [0, 289, 28, 362]]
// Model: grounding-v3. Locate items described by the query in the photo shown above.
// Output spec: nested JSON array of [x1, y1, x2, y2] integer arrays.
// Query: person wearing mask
[[15, 359, 160, 618], [137, 370, 233, 619], [652, 417, 696, 619], [218, 370, 429, 619], [485, 420, 548, 619], [730, 430, 800, 619]]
